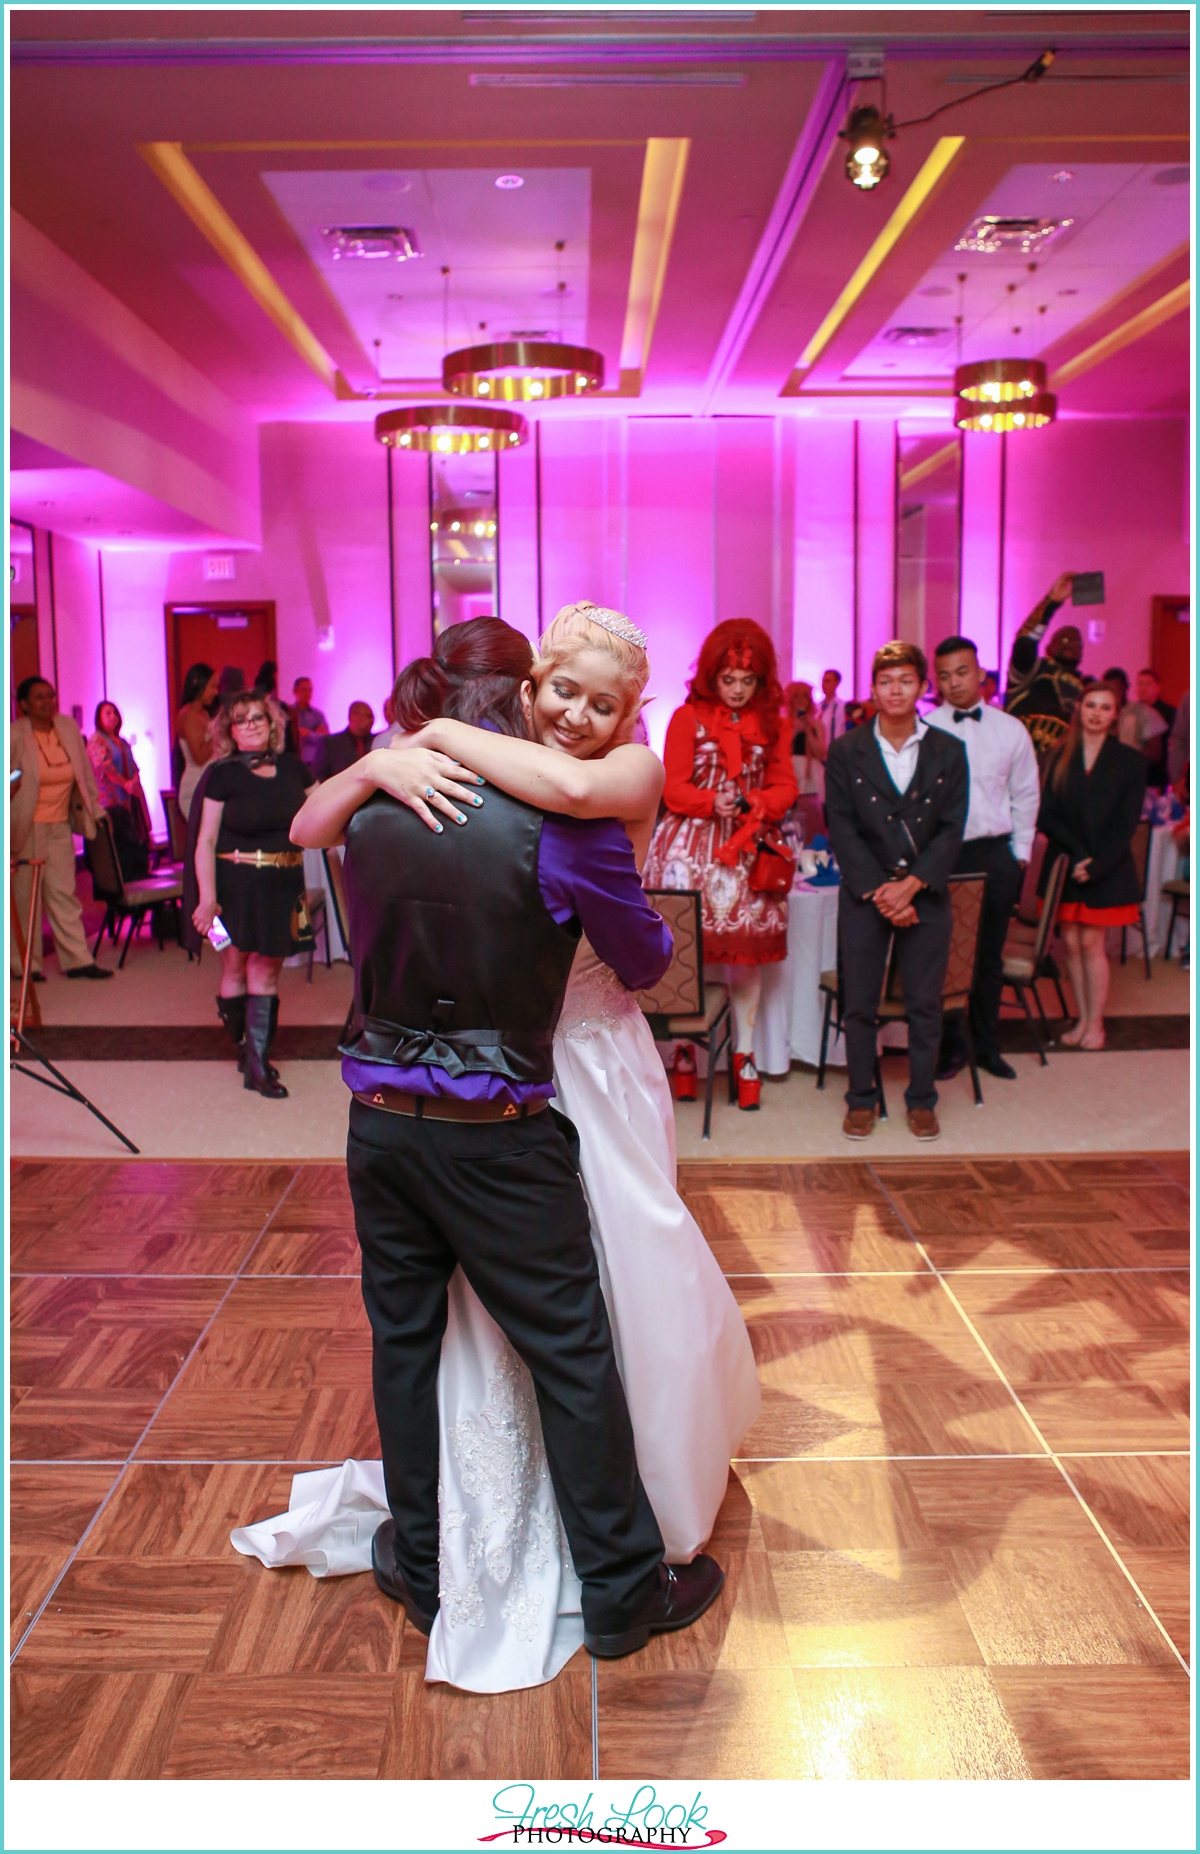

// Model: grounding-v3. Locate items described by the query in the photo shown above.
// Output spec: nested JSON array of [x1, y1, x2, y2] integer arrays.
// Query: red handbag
[[748, 823, 796, 893]]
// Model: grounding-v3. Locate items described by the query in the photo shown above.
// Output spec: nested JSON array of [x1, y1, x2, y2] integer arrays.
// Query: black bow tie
[[953, 707, 982, 723]]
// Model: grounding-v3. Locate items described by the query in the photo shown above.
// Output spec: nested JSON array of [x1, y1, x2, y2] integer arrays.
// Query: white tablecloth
[[755, 884, 846, 1072]]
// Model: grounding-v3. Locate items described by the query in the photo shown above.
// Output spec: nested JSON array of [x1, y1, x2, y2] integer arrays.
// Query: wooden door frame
[[165, 600, 277, 730]]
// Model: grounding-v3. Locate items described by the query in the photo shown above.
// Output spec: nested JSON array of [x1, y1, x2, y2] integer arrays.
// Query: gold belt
[[218, 850, 304, 868]]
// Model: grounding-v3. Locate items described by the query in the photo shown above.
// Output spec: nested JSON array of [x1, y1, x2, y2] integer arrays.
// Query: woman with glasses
[[187, 690, 314, 1096]]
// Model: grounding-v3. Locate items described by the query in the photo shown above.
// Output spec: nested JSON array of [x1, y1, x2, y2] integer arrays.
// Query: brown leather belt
[[218, 850, 305, 868], [353, 1085, 548, 1123]]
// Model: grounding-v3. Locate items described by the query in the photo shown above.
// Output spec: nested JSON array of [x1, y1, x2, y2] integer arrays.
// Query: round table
[[753, 883, 845, 1072]]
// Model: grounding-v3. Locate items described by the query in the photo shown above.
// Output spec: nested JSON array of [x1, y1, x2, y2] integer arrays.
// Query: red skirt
[[1045, 899, 1141, 927]]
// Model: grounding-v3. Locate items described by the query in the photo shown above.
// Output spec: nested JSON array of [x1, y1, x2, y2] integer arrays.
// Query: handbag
[[748, 822, 796, 894]]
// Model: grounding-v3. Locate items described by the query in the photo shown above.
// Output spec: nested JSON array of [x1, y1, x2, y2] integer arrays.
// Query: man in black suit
[[314, 702, 375, 781], [824, 641, 968, 1142]]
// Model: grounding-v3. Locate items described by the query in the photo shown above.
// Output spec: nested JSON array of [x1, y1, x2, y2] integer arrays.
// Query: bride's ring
[[425, 787, 435, 798]]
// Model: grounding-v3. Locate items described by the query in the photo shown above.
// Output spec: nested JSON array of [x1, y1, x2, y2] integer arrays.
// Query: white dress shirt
[[820, 696, 847, 743], [873, 713, 927, 796], [926, 699, 1040, 860]]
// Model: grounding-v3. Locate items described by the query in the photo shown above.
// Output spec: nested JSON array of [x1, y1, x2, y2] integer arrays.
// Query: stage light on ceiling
[[442, 340, 605, 403], [954, 360, 1056, 431], [841, 107, 892, 190], [321, 225, 420, 262], [375, 406, 528, 454]]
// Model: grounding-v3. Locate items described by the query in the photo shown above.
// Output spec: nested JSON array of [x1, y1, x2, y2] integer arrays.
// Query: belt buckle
[[255, 849, 265, 869]]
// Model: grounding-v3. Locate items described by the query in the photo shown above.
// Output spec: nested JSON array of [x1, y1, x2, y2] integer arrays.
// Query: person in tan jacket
[[10, 677, 111, 979]]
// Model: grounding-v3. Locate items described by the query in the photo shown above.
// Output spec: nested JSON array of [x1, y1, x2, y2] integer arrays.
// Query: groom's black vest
[[339, 786, 581, 1086]]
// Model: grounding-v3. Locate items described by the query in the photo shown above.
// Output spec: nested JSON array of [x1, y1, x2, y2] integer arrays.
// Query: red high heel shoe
[[733, 1053, 761, 1111], [671, 1045, 698, 1101]]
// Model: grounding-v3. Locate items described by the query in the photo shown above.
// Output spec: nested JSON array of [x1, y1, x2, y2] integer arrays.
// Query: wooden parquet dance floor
[[10, 1154, 1191, 1781]]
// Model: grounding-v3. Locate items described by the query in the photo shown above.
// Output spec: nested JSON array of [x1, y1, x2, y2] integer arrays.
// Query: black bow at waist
[[340, 1013, 555, 1085]]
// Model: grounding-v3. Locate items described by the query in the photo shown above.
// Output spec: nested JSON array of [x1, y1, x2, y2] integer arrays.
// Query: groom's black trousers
[[346, 1098, 665, 1634]]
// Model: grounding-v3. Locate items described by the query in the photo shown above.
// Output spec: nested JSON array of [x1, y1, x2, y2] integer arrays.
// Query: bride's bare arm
[[290, 748, 484, 847], [410, 718, 663, 821]]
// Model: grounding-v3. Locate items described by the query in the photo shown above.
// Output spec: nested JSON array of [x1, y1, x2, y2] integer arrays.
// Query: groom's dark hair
[[393, 618, 534, 738]]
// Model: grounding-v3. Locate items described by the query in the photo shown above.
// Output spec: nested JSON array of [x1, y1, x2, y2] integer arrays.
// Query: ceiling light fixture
[[839, 47, 1056, 192], [953, 358, 1055, 432], [375, 406, 528, 454], [495, 174, 525, 190], [443, 339, 604, 402], [321, 225, 420, 262]]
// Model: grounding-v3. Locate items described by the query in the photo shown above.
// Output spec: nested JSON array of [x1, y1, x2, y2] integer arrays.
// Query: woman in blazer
[[1038, 680, 1147, 1050]]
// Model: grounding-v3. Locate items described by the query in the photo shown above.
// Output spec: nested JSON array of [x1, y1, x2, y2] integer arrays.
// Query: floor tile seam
[[7, 1167, 303, 1667], [1047, 1452, 1193, 1677], [872, 1177, 1192, 1679]]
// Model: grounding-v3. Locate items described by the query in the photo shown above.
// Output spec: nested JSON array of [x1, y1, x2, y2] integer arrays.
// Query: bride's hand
[[366, 747, 484, 833]]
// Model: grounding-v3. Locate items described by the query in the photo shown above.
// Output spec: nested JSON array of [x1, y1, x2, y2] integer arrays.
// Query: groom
[[336, 715, 724, 1658]]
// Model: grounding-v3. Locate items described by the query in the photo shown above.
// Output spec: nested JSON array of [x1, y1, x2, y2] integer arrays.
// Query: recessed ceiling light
[[1051, 170, 1074, 182], [321, 225, 420, 262], [495, 174, 525, 190]]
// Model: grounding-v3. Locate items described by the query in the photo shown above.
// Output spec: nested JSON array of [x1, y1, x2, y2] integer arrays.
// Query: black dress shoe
[[978, 1052, 1017, 1080], [65, 963, 113, 980], [371, 1518, 438, 1634], [584, 1556, 724, 1659], [934, 1053, 966, 1082]]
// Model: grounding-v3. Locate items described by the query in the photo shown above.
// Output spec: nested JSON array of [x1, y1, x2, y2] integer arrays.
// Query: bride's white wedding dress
[[231, 943, 761, 1692]]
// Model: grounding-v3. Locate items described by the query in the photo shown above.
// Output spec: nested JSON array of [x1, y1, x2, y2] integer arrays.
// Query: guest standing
[[784, 681, 827, 798], [1005, 573, 1084, 762], [87, 700, 150, 881], [174, 662, 218, 819], [1167, 690, 1190, 787], [1125, 669, 1175, 789], [818, 668, 848, 745], [824, 642, 967, 1142], [10, 677, 111, 980], [314, 703, 375, 780], [188, 691, 315, 1097], [1037, 682, 1147, 1052], [290, 676, 329, 772], [928, 637, 1040, 1082], [644, 619, 798, 1110]]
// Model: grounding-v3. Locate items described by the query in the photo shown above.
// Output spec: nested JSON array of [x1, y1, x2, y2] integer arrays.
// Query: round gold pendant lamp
[[374, 405, 529, 454], [953, 357, 1056, 431], [442, 340, 604, 402]]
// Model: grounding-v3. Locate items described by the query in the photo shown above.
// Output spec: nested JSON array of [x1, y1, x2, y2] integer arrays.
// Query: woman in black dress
[[189, 691, 314, 1096], [1038, 680, 1147, 1052]]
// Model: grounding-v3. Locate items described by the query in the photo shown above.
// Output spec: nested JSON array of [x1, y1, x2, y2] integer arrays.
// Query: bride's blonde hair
[[533, 600, 651, 724]]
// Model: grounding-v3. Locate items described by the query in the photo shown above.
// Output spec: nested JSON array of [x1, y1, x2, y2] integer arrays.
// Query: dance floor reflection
[[9, 1154, 1190, 1781]]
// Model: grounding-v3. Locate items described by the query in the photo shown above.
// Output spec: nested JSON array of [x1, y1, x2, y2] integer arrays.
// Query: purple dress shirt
[[341, 813, 672, 1107]]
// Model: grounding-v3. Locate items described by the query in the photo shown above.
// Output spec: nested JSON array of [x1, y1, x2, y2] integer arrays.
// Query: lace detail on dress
[[557, 949, 640, 1041], [438, 1345, 553, 1641]]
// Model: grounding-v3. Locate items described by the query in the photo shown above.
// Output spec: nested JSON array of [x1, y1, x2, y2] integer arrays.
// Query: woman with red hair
[[644, 618, 797, 1109]]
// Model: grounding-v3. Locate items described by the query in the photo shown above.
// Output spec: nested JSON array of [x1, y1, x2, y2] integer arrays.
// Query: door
[[166, 602, 277, 716], [10, 519, 38, 713], [1150, 596, 1190, 705]]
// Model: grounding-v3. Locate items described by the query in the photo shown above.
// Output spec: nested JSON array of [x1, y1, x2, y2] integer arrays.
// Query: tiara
[[583, 606, 648, 651]]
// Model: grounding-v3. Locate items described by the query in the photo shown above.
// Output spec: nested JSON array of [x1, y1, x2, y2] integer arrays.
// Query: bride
[[232, 604, 760, 1692]]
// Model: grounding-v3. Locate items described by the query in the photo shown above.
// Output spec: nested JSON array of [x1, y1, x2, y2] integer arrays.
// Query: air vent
[[320, 226, 421, 262], [955, 216, 1072, 255], [881, 326, 951, 348], [1153, 166, 1190, 185]]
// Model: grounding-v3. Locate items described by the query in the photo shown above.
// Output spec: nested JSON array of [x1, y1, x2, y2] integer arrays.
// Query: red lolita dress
[[644, 701, 799, 965]]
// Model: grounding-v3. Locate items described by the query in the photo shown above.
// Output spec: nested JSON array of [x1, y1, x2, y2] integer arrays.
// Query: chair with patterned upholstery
[[1119, 818, 1153, 980], [639, 888, 733, 1141], [1000, 851, 1069, 1064], [871, 871, 987, 1118]]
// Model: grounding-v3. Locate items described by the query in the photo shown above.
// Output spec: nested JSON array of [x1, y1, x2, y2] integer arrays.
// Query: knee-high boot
[[244, 994, 288, 1099], [216, 993, 278, 1081]]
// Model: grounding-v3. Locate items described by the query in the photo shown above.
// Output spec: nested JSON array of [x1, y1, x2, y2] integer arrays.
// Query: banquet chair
[[160, 789, 187, 865], [1000, 852, 1069, 1064], [1118, 819, 1153, 980], [639, 888, 733, 1141], [85, 813, 185, 967], [818, 876, 988, 1109], [1163, 876, 1190, 958], [323, 846, 355, 1039], [872, 871, 987, 1117]]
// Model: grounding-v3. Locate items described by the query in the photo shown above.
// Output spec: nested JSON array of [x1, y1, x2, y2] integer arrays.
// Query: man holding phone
[[1005, 571, 1087, 762]]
